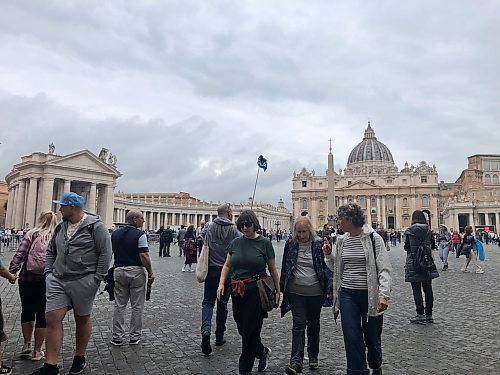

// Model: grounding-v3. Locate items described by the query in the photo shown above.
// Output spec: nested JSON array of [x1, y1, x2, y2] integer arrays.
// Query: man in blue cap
[[31, 192, 112, 375]]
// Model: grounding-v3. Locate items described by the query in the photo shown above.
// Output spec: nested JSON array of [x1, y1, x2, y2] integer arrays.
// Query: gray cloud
[[1, 1, 500, 208]]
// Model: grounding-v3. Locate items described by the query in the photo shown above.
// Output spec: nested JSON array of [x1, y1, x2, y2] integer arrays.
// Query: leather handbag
[[196, 236, 209, 283], [257, 276, 277, 312]]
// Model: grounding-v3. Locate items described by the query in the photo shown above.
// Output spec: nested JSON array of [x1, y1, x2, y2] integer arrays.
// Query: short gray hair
[[126, 209, 143, 224]]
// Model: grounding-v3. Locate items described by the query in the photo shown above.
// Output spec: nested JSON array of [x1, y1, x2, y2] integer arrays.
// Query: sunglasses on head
[[239, 221, 254, 228]]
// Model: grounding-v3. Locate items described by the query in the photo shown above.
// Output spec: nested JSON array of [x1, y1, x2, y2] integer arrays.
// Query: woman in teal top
[[217, 210, 280, 375]]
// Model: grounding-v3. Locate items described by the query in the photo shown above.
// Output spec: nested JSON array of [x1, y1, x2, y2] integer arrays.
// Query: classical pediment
[[48, 150, 121, 176], [344, 180, 378, 189]]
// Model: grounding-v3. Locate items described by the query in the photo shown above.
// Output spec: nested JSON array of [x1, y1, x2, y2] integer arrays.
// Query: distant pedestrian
[[437, 225, 451, 271], [9, 211, 58, 361], [181, 225, 197, 272], [199, 204, 240, 356], [30, 192, 112, 375], [157, 226, 166, 257], [217, 210, 280, 375], [376, 225, 389, 251], [110, 210, 155, 346], [280, 216, 332, 374], [177, 225, 186, 256], [162, 225, 174, 257], [323, 204, 391, 375], [404, 210, 438, 325], [459, 226, 484, 274]]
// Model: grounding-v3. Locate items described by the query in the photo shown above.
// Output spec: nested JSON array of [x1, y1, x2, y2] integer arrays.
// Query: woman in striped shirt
[[323, 204, 392, 375]]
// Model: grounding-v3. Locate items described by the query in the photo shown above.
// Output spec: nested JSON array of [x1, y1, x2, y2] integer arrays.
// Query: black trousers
[[411, 281, 433, 316], [232, 284, 265, 373]]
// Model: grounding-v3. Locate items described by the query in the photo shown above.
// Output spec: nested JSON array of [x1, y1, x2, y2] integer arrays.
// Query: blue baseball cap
[[53, 192, 85, 208]]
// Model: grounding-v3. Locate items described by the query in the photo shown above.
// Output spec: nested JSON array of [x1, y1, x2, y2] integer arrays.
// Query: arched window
[[403, 197, 408, 207], [301, 199, 308, 210], [493, 174, 499, 184], [485, 174, 492, 184], [422, 195, 429, 207]]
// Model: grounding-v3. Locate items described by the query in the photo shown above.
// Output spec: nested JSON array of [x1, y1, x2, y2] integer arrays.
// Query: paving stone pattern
[[1, 240, 500, 374]]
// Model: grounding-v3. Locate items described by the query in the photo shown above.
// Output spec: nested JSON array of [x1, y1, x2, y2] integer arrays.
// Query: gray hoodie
[[202, 217, 241, 267], [45, 214, 112, 282]]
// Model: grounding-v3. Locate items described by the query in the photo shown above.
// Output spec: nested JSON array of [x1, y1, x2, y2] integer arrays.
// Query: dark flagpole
[[251, 167, 260, 210]]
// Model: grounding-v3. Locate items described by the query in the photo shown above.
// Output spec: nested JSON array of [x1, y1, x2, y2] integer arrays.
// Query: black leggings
[[19, 279, 46, 328]]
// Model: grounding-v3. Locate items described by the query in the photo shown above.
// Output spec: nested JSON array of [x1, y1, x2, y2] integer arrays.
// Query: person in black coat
[[404, 210, 438, 325]]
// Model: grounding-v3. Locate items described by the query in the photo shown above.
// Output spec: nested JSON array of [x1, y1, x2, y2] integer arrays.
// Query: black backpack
[[413, 238, 434, 272]]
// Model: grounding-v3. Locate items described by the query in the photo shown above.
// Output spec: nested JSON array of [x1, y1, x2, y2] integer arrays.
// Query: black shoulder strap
[[370, 232, 377, 260]]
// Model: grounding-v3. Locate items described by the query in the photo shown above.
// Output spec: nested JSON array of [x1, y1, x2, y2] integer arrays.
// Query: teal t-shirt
[[228, 235, 275, 280]]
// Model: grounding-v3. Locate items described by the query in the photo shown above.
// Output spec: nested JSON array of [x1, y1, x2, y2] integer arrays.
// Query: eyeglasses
[[238, 221, 253, 229]]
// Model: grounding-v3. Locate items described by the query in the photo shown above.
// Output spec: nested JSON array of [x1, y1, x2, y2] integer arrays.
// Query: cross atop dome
[[364, 121, 376, 139]]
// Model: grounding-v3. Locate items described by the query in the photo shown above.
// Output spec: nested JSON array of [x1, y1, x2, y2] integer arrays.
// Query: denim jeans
[[438, 242, 449, 266], [288, 293, 324, 368], [201, 266, 230, 339], [339, 288, 383, 375]]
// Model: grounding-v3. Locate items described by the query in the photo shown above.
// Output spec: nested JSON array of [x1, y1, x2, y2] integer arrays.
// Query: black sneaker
[[425, 314, 434, 323], [215, 337, 226, 346], [129, 338, 141, 345], [309, 356, 318, 369], [110, 339, 124, 346], [201, 331, 212, 356], [372, 367, 383, 375], [30, 363, 59, 375], [68, 356, 86, 375], [285, 363, 302, 374], [0, 363, 12, 375], [257, 347, 271, 372], [409, 314, 426, 324]]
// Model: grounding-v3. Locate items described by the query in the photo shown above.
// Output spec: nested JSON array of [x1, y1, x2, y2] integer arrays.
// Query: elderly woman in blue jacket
[[323, 204, 392, 375], [280, 217, 332, 375]]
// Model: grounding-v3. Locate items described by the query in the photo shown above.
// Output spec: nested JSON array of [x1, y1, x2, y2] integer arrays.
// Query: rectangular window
[[386, 179, 393, 184], [421, 176, 427, 183], [402, 179, 407, 184], [348, 181, 352, 185], [302, 181, 307, 187], [371, 180, 375, 184]]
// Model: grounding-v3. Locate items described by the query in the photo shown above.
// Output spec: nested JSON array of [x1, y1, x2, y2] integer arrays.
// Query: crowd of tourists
[[0, 192, 491, 375]]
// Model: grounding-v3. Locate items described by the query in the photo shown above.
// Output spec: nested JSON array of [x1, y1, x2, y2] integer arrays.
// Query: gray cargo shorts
[[46, 273, 100, 316]]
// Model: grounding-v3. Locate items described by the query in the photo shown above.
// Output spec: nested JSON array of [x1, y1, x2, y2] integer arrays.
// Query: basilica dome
[[347, 123, 394, 165]]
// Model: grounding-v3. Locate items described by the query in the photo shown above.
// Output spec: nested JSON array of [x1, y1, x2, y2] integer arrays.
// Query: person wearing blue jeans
[[201, 266, 230, 343], [200, 203, 241, 356], [323, 204, 392, 375], [340, 288, 383, 374], [437, 226, 451, 271]]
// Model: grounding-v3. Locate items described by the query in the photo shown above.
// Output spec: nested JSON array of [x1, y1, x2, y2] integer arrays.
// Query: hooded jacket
[[403, 223, 439, 282], [45, 213, 112, 282], [202, 217, 241, 267], [324, 224, 392, 319]]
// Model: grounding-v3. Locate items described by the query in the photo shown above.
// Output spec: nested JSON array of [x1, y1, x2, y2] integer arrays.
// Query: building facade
[[292, 123, 440, 230], [5, 148, 121, 229], [441, 154, 500, 232], [114, 193, 291, 232]]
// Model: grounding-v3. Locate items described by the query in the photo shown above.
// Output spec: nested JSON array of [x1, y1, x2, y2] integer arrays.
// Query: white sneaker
[[476, 269, 485, 274], [20, 342, 32, 357], [31, 350, 45, 361], [182, 266, 186, 272], [189, 267, 195, 272]]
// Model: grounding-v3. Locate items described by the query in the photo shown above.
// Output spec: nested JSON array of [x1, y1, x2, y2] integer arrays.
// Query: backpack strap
[[370, 232, 377, 260]]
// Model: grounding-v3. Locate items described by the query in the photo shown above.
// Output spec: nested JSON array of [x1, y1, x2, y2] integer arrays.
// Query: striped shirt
[[341, 235, 368, 290]]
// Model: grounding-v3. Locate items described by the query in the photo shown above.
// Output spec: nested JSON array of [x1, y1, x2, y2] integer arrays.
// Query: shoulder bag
[[196, 236, 209, 283]]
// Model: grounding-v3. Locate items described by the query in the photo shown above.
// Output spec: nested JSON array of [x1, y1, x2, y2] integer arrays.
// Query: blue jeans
[[339, 288, 383, 375], [438, 242, 449, 266], [201, 266, 230, 339]]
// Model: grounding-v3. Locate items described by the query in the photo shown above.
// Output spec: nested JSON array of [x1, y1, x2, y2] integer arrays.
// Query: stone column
[[5, 186, 16, 228], [63, 179, 71, 194], [100, 184, 115, 228], [148, 211, 153, 230], [14, 180, 27, 230], [88, 183, 97, 213], [40, 178, 55, 213], [380, 197, 386, 228], [25, 177, 39, 229]]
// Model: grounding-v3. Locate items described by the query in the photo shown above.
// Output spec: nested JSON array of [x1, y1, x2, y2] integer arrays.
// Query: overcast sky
[[1, 1, 499, 208]]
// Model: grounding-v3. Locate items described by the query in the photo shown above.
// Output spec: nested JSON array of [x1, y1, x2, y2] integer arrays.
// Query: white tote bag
[[196, 236, 209, 283]]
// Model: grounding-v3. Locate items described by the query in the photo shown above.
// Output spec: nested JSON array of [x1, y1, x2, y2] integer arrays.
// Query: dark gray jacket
[[404, 223, 439, 282], [45, 214, 112, 282], [202, 217, 241, 267]]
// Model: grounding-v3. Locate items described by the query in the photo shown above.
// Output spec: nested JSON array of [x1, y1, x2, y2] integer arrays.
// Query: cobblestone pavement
[[1, 240, 500, 375]]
